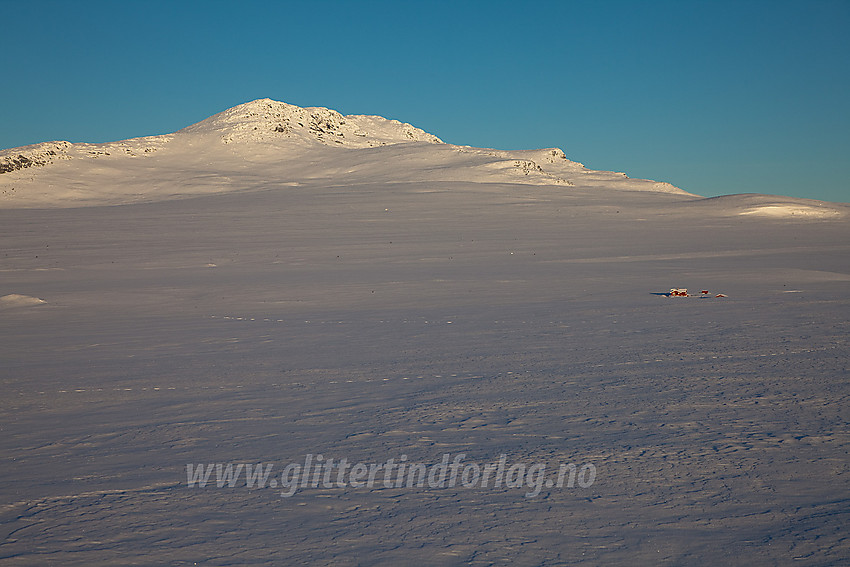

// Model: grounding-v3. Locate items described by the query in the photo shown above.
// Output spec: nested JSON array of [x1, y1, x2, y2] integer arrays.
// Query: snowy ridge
[[0, 135, 173, 174], [0, 141, 74, 174], [452, 147, 689, 193]]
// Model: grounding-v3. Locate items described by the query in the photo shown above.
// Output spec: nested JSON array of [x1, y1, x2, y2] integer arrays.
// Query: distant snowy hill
[[0, 98, 846, 220]]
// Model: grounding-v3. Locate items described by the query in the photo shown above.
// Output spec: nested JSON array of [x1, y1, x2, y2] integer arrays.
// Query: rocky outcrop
[[0, 141, 72, 173]]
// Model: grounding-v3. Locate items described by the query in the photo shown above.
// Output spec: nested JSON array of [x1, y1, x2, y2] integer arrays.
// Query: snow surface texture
[[1, 99, 849, 565]]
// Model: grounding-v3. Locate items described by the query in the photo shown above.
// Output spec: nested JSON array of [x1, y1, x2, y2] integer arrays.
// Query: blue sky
[[3, 0, 848, 202]]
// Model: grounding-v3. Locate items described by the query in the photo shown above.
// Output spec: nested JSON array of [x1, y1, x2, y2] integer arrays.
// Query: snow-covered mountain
[[0, 98, 692, 208], [1, 98, 846, 221]]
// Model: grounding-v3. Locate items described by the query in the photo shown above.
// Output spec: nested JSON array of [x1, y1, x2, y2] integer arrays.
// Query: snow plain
[[1, 99, 849, 565]]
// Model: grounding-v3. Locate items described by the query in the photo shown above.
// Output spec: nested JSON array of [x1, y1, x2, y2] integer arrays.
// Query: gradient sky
[[2, 0, 848, 202]]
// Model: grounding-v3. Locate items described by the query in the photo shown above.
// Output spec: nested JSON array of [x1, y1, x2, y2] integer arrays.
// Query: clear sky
[[2, 0, 848, 202]]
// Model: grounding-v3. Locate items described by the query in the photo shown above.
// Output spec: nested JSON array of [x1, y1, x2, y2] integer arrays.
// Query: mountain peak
[[179, 98, 444, 148]]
